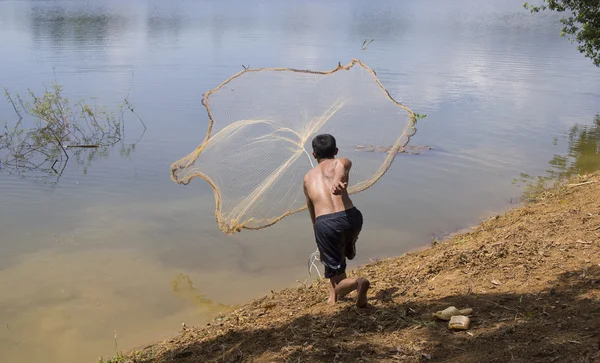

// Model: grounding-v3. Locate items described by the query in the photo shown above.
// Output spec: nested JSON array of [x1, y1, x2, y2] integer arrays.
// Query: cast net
[[170, 59, 417, 234]]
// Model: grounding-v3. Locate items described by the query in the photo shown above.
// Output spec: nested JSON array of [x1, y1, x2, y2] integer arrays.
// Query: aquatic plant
[[0, 83, 145, 182]]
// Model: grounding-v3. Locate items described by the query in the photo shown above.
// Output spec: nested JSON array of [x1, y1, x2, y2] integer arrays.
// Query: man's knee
[[324, 266, 346, 279]]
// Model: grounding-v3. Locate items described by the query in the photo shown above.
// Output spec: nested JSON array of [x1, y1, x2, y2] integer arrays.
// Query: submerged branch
[[66, 144, 100, 148], [0, 83, 145, 184], [4, 89, 22, 120]]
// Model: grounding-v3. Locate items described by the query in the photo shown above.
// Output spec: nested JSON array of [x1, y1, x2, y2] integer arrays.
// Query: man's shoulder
[[337, 158, 352, 168], [303, 167, 317, 182]]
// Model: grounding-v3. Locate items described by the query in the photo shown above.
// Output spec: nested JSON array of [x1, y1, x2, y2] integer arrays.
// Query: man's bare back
[[303, 134, 370, 308], [303, 158, 354, 221]]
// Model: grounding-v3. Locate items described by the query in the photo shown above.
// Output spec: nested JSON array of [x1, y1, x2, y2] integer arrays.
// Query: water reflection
[[1, 0, 600, 362], [548, 115, 600, 179], [147, 10, 183, 45], [29, 5, 130, 47], [349, 4, 410, 39], [515, 115, 600, 201], [171, 273, 232, 312]]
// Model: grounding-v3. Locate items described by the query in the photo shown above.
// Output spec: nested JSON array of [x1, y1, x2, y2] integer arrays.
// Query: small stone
[[448, 315, 470, 330], [434, 307, 473, 320]]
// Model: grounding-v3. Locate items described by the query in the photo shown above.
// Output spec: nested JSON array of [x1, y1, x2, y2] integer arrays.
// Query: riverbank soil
[[120, 174, 600, 363]]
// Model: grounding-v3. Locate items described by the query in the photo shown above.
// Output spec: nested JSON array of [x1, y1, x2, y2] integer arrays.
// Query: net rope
[[170, 59, 417, 235]]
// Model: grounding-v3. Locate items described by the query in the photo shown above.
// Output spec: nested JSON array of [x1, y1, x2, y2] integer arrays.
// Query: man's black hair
[[312, 134, 337, 159]]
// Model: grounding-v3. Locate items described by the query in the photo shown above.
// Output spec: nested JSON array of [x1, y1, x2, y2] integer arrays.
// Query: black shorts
[[314, 207, 363, 278]]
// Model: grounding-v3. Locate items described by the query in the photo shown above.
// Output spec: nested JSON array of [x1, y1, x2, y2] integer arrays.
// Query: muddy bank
[[106, 173, 600, 363]]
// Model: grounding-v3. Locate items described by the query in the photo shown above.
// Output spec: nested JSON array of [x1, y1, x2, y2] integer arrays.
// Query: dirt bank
[[108, 173, 600, 363]]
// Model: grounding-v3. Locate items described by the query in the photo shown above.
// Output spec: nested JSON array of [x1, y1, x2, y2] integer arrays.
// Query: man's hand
[[331, 158, 351, 195], [331, 181, 347, 195]]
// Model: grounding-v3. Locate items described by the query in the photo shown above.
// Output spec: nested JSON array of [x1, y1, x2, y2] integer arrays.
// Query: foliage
[[414, 113, 427, 121], [0, 83, 145, 183], [524, 0, 600, 66]]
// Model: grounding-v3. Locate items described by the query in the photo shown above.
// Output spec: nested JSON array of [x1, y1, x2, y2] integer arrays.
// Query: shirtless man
[[303, 134, 370, 308]]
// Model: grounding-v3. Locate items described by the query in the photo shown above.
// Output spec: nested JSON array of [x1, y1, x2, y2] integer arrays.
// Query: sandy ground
[[107, 173, 600, 363]]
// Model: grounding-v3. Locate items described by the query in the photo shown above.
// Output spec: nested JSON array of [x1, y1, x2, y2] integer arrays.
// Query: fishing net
[[170, 59, 417, 234]]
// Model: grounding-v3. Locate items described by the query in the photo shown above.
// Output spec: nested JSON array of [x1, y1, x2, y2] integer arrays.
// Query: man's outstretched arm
[[331, 158, 352, 195]]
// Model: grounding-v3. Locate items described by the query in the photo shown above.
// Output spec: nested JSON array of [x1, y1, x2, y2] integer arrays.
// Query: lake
[[0, 0, 599, 362]]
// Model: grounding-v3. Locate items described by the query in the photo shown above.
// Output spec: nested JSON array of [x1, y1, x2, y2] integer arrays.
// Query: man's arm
[[303, 179, 316, 225], [331, 158, 352, 195]]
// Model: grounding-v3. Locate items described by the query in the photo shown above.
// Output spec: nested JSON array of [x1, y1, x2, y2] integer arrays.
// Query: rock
[[448, 315, 471, 330], [433, 306, 473, 320]]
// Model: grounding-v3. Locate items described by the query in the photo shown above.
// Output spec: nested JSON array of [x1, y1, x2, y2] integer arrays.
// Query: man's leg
[[318, 213, 369, 307], [344, 209, 363, 261], [328, 272, 370, 308], [344, 237, 357, 260]]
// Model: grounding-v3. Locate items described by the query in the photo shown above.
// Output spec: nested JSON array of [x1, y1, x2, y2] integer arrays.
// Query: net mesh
[[170, 59, 417, 234]]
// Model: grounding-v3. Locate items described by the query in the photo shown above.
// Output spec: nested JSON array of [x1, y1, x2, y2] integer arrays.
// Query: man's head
[[312, 134, 338, 160]]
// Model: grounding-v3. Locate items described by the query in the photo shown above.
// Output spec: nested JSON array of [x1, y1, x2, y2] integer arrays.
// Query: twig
[[4, 90, 22, 119], [576, 240, 593, 244], [567, 180, 597, 187], [481, 299, 521, 314], [124, 97, 146, 130], [361, 39, 374, 51], [50, 159, 59, 174], [66, 145, 99, 148]]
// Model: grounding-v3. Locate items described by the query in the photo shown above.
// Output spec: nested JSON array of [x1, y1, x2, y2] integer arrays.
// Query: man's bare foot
[[356, 278, 370, 308]]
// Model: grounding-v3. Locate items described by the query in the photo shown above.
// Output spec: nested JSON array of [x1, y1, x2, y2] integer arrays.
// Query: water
[[0, 0, 599, 361]]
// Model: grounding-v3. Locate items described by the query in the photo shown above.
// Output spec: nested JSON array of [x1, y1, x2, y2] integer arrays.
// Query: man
[[303, 134, 370, 308]]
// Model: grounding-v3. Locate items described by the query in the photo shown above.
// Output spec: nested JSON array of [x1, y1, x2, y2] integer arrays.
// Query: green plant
[[97, 352, 128, 363], [97, 349, 154, 363], [414, 113, 427, 121], [0, 82, 145, 183]]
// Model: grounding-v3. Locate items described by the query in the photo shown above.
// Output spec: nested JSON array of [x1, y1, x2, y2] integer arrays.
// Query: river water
[[0, 0, 599, 361]]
